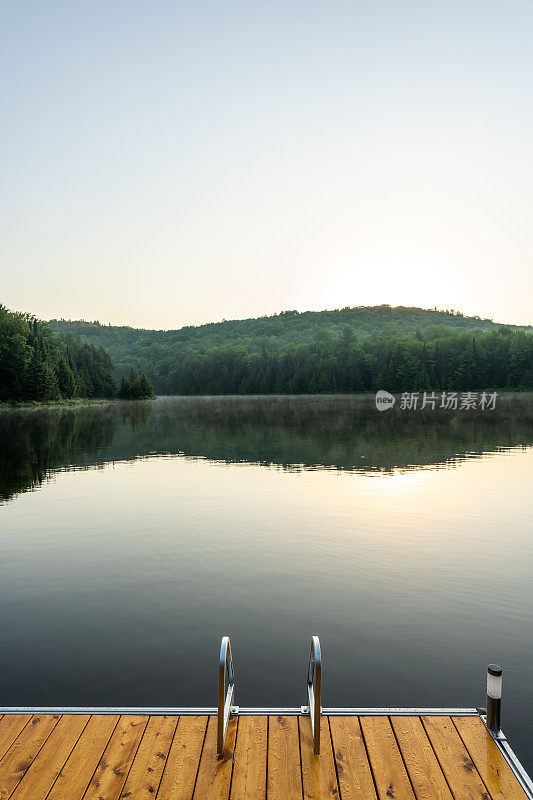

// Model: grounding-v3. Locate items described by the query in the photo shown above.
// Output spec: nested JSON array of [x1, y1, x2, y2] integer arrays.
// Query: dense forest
[[0, 304, 154, 403], [50, 306, 533, 394]]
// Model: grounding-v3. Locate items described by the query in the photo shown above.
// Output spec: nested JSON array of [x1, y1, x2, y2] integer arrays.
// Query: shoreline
[[0, 397, 119, 411]]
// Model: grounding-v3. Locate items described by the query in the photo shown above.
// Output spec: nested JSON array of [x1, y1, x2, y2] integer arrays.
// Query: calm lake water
[[1, 394, 532, 768]]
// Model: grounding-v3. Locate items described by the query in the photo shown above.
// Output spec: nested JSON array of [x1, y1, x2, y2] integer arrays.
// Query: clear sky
[[2, 1, 532, 329]]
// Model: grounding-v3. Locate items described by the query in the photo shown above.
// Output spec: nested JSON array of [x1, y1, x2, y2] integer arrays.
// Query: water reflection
[[1, 394, 532, 502], [1, 395, 533, 769]]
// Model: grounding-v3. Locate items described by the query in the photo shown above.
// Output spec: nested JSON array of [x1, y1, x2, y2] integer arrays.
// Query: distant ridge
[[49, 304, 529, 338]]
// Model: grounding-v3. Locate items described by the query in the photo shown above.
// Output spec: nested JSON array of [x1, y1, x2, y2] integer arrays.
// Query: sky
[[1, 1, 532, 330]]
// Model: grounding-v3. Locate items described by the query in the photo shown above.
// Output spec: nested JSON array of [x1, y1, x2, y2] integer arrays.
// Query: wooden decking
[[0, 712, 528, 800]]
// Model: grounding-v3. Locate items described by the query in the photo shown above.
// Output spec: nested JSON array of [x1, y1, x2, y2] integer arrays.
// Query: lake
[[1, 394, 532, 769]]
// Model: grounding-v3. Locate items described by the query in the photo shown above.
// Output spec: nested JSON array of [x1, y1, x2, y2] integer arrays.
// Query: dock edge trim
[[479, 715, 533, 800]]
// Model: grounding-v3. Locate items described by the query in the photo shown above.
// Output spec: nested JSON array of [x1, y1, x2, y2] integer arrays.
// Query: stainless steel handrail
[[306, 635, 322, 755], [217, 635, 236, 756]]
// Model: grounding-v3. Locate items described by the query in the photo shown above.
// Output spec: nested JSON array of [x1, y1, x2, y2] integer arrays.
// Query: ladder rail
[[217, 635, 235, 756], [306, 634, 322, 755]]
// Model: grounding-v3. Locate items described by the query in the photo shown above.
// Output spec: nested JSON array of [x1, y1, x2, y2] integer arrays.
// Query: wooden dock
[[0, 711, 530, 800]]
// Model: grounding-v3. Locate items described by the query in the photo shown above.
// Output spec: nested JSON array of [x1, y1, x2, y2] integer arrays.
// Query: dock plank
[[82, 714, 148, 800], [230, 715, 267, 800], [299, 716, 339, 800], [422, 715, 491, 800], [192, 715, 237, 800], [0, 712, 527, 800], [360, 716, 416, 800], [47, 715, 119, 800], [0, 714, 60, 800], [119, 715, 178, 800], [329, 716, 376, 800], [0, 716, 32, 763], [157, 716, 208, 800], [453, 716, 528, 800], [391, 716, 453, 800], [267, 715, 302, 800], [10, 714, 89, 800]]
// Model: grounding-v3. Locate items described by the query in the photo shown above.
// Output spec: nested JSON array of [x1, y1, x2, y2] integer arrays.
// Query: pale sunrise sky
[[1, 1, 532, 329]]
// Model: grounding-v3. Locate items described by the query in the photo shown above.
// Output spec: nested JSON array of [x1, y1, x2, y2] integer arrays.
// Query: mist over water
[[1, 395, 532, 768]]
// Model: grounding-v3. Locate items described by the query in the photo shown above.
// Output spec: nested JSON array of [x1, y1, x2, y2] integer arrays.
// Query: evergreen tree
[[24, 345, 57, 400], [128, 369, 142, 398], [118, 375, 129, 399], [0, 306, 28, 400], [55, 358, 76, 398], [138, 372, 155, 398]]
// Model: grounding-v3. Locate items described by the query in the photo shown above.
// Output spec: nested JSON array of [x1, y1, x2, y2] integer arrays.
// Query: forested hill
[[49, 305, 533, 394]]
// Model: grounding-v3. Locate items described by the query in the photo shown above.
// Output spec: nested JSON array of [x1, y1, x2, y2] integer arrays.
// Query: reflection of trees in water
[[122, 394, 533, 472], [1, 395, 532, 502], [0, 402, 153, 502]]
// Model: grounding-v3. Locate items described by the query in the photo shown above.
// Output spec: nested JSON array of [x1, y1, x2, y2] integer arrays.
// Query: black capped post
[[486, 664, 502, 735]]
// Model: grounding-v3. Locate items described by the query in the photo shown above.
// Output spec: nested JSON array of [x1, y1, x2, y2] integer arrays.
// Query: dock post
[[486, 664, 502, 735]]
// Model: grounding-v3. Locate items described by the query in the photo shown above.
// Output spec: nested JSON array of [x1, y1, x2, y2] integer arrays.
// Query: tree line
[[6, 303, 532, 398], [0, 304, 154, 403], [49, 305, 532, 394], [161, 325, 533, 394]]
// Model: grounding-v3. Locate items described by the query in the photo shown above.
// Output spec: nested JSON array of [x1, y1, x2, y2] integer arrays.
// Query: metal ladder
[[217, 634, 321, 756]]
